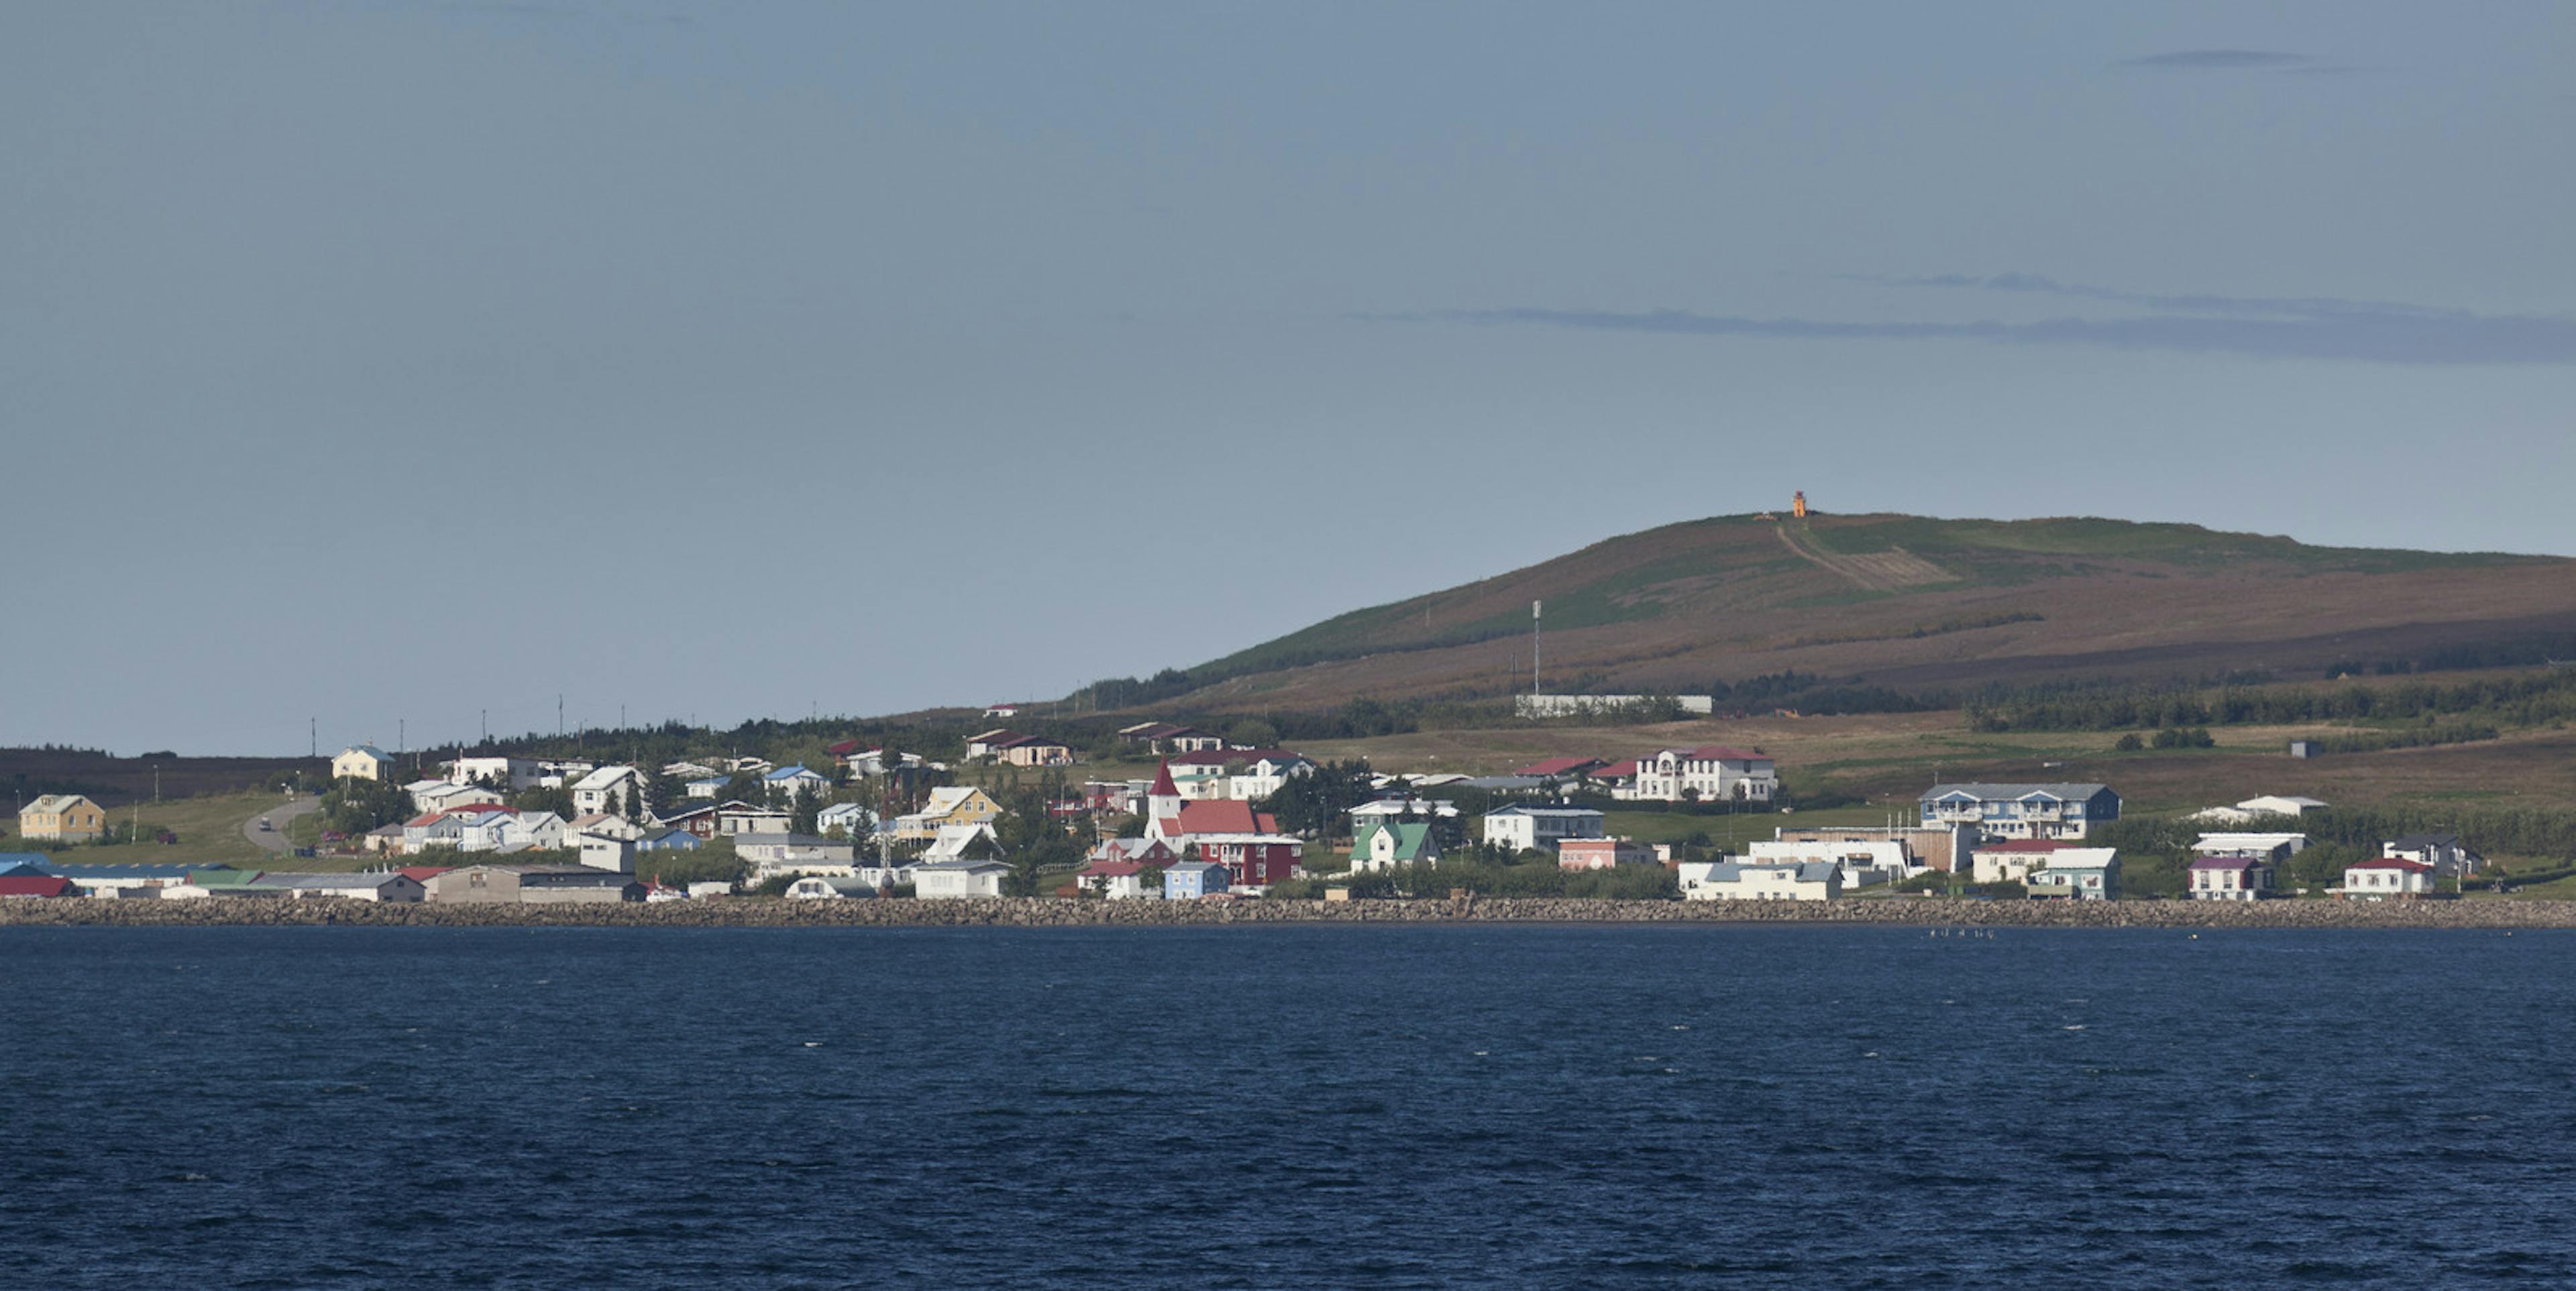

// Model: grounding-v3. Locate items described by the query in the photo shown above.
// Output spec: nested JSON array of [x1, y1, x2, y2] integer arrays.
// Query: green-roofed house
[[1351, 820, 1441, 873], [168, 868, 275, 899]]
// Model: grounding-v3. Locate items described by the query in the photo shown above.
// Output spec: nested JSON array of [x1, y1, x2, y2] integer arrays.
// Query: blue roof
[[765, 764, 824, 781], [0, 853, 55, 877], [48, 862, 217, 880]]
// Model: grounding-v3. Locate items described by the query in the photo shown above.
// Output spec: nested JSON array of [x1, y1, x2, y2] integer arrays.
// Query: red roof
[[1173, 800, 1277, 835], [827, 738, 862, 756], [1976, 839, 2070, 852], [0, 875, 75, 897], [1150, 759, 1179, 797], [1597, 759, 1638, 778], [1079, 860, 1152, 877], [2349, 858, 2433, 873], [396, 866, 453, 883], [1515, 756, 1603, 777]]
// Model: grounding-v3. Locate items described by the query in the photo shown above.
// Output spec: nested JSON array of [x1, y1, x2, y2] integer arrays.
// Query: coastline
[[2, 896, 2571, 930]]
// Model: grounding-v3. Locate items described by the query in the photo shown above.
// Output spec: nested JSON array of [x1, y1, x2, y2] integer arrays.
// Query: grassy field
[[1, 789, 308, 869]]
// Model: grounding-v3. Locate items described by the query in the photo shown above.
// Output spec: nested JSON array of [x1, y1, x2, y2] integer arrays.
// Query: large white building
[[1626, 746, 1778, 805], [1678, 860, 1841, 902], [570, 765, 643, 816], [1481, 805, 1605, 854]]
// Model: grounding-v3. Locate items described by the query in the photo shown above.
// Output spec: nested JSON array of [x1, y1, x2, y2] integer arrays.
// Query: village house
[[19, 794, 107, 842], [1164, 749, 1313, 801], [988, 734, 1075, 768], [921, 822, 1002, 862], [2192, 795, 2330, 825], [1350, 820, 1440, 872], [965, 728, 1024, 759], [1776, 824, 1974, 873], [892, 786, 1004, 840], [1678, 860, 1842, 902], [637, 827, 701, 854], [1076, 858, 1155, 900], [570, 765, 643, 817], [2025, 852, 2121, 901], [1745, 838, 1916, 890], [331, 745, 396, 781], [717, 803, 794, 836], [763, 765, 833, 799], [1481, 805, 1606, 854], [912, 859, 1010, 899], [1513, 756, 1612, 783], [784, 875, 874, 899], [734, 834, 859, 876], [1626, 746, 1779, 805], [448, 755, 542, 791], [575, 830, 637, 873], [425, 865, 645, 904], [405, 779, 492, 816], [1919, 783, 2121, 840], [1163, 860, 1228, 899], [1970, 839, 2081, 885], [1556, 838, 1656, 870], [1188, 833, 1301, 888], [1347, 797, 1460, 828], [2383, 833, 2481, 877], [1118, 722, 1227, 754], [2340, 857, 2436, 899], [2188, 854, 2273, 901], [250, 872, 427, 902], [816, 802, 878, 838], [2192, 832, 2308, 865], [683, 776, 731, 799]]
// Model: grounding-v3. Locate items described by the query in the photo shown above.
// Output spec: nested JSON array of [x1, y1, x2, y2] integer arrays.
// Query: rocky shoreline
[[3, 896, 2573, 930]]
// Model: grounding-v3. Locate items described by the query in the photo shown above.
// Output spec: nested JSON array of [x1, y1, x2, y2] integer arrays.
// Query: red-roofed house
[[1627, 746, 1778, 804], [0, 874, 76, 898], [2340, 857, 2436, 899], [1138, 761, 1300, 886]]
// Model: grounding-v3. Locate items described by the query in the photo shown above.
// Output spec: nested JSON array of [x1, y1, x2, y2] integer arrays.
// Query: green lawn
[[2, 789, 303, 868]]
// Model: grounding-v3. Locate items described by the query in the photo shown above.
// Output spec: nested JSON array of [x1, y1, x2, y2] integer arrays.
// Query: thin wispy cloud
[[1375, 276, 2576, 366], [2118, 49, 2311, 70]]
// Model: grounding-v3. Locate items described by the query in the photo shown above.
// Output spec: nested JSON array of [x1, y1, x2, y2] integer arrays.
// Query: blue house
[[763, 765, 832, 797], [1163, 860, 1228, 900], [637, 829, 703, 852], [1919, 783, 2120, 840]]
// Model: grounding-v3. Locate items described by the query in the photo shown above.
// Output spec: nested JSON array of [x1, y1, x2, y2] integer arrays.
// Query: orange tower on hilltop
[[1792, 490, 1809, 519]]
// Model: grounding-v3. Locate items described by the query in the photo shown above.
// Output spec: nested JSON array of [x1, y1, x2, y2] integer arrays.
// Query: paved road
[[241, 795, 321, 854]]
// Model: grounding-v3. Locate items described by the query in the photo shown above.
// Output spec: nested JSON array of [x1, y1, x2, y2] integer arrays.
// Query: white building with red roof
[[1140, 761, 1303, 887], [1625, 745, 1778, 804], [2339, 857, 2436, 899]]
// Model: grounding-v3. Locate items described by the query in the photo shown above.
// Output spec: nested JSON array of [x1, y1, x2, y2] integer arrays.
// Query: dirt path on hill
[[1775, 524, 1953, 591]]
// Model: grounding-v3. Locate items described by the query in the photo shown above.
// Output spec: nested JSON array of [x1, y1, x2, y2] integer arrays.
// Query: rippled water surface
[[5, 925, 2573, 1288]]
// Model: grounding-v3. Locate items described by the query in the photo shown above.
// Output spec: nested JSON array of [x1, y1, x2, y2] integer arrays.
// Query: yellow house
[[333, 745, 395, 781], [20, 794, 107, 842], [891, 786, 1003, 840]]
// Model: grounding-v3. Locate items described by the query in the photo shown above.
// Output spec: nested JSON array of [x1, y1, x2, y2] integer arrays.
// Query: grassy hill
[[1142, 512, 2576, 712]]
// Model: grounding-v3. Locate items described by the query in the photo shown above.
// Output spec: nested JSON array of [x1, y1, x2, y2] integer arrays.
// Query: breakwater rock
[[3, 896, 2574, 930]]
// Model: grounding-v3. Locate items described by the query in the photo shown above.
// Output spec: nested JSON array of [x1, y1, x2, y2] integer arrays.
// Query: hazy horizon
[[7, 2, 2571, 754]]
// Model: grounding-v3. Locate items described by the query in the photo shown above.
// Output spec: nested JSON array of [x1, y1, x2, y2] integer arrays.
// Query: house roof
[[2349, 858, 2433, 873], [339, 745, 390, 761], [765, 764, 826, 780], [23, 794, 97, 815], [1921, 783, 2112, 803], [570, 765, 637, 792], [1171, 800, 1277, 836], [2188, 856, 2265, 872], [913, 859, 1010, 873], [1485, 805, 1605, 820], [1596, 759, 1639, 779], [921, 786, 989, 815], [1079, 859, 1150, 877], [1695, 861, 1839, 884], [395, 866, 452, 883], [826, 738, 863, 756], [0, 853, 54, 876], [1513, 756, 1606, 777], [1352, 820, 1437, 860], [1165, 860, 1223, 875], [0, 875, 76, 897], [1655, 745, 1771, 762]]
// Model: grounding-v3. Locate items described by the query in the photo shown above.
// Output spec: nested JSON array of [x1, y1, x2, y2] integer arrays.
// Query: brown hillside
[[1160, 512, 2576, 711]]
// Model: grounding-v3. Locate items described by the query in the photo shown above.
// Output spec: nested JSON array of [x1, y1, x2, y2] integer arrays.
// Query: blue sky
[[5, 1, 2571, 754]]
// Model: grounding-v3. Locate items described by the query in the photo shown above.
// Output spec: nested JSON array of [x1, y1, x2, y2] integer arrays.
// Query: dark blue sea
[[3, 925, 2571, 1288]]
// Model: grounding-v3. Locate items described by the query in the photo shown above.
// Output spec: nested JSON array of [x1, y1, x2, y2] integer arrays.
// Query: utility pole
[[482, 709, 488, 744], [1532, 600, 1542, 698], [309, 718, 316, 759], [559, 693, 564, 739]]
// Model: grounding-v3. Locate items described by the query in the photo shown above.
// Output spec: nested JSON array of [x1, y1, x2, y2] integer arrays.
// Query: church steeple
[[1146, 759, 1183, 838]]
